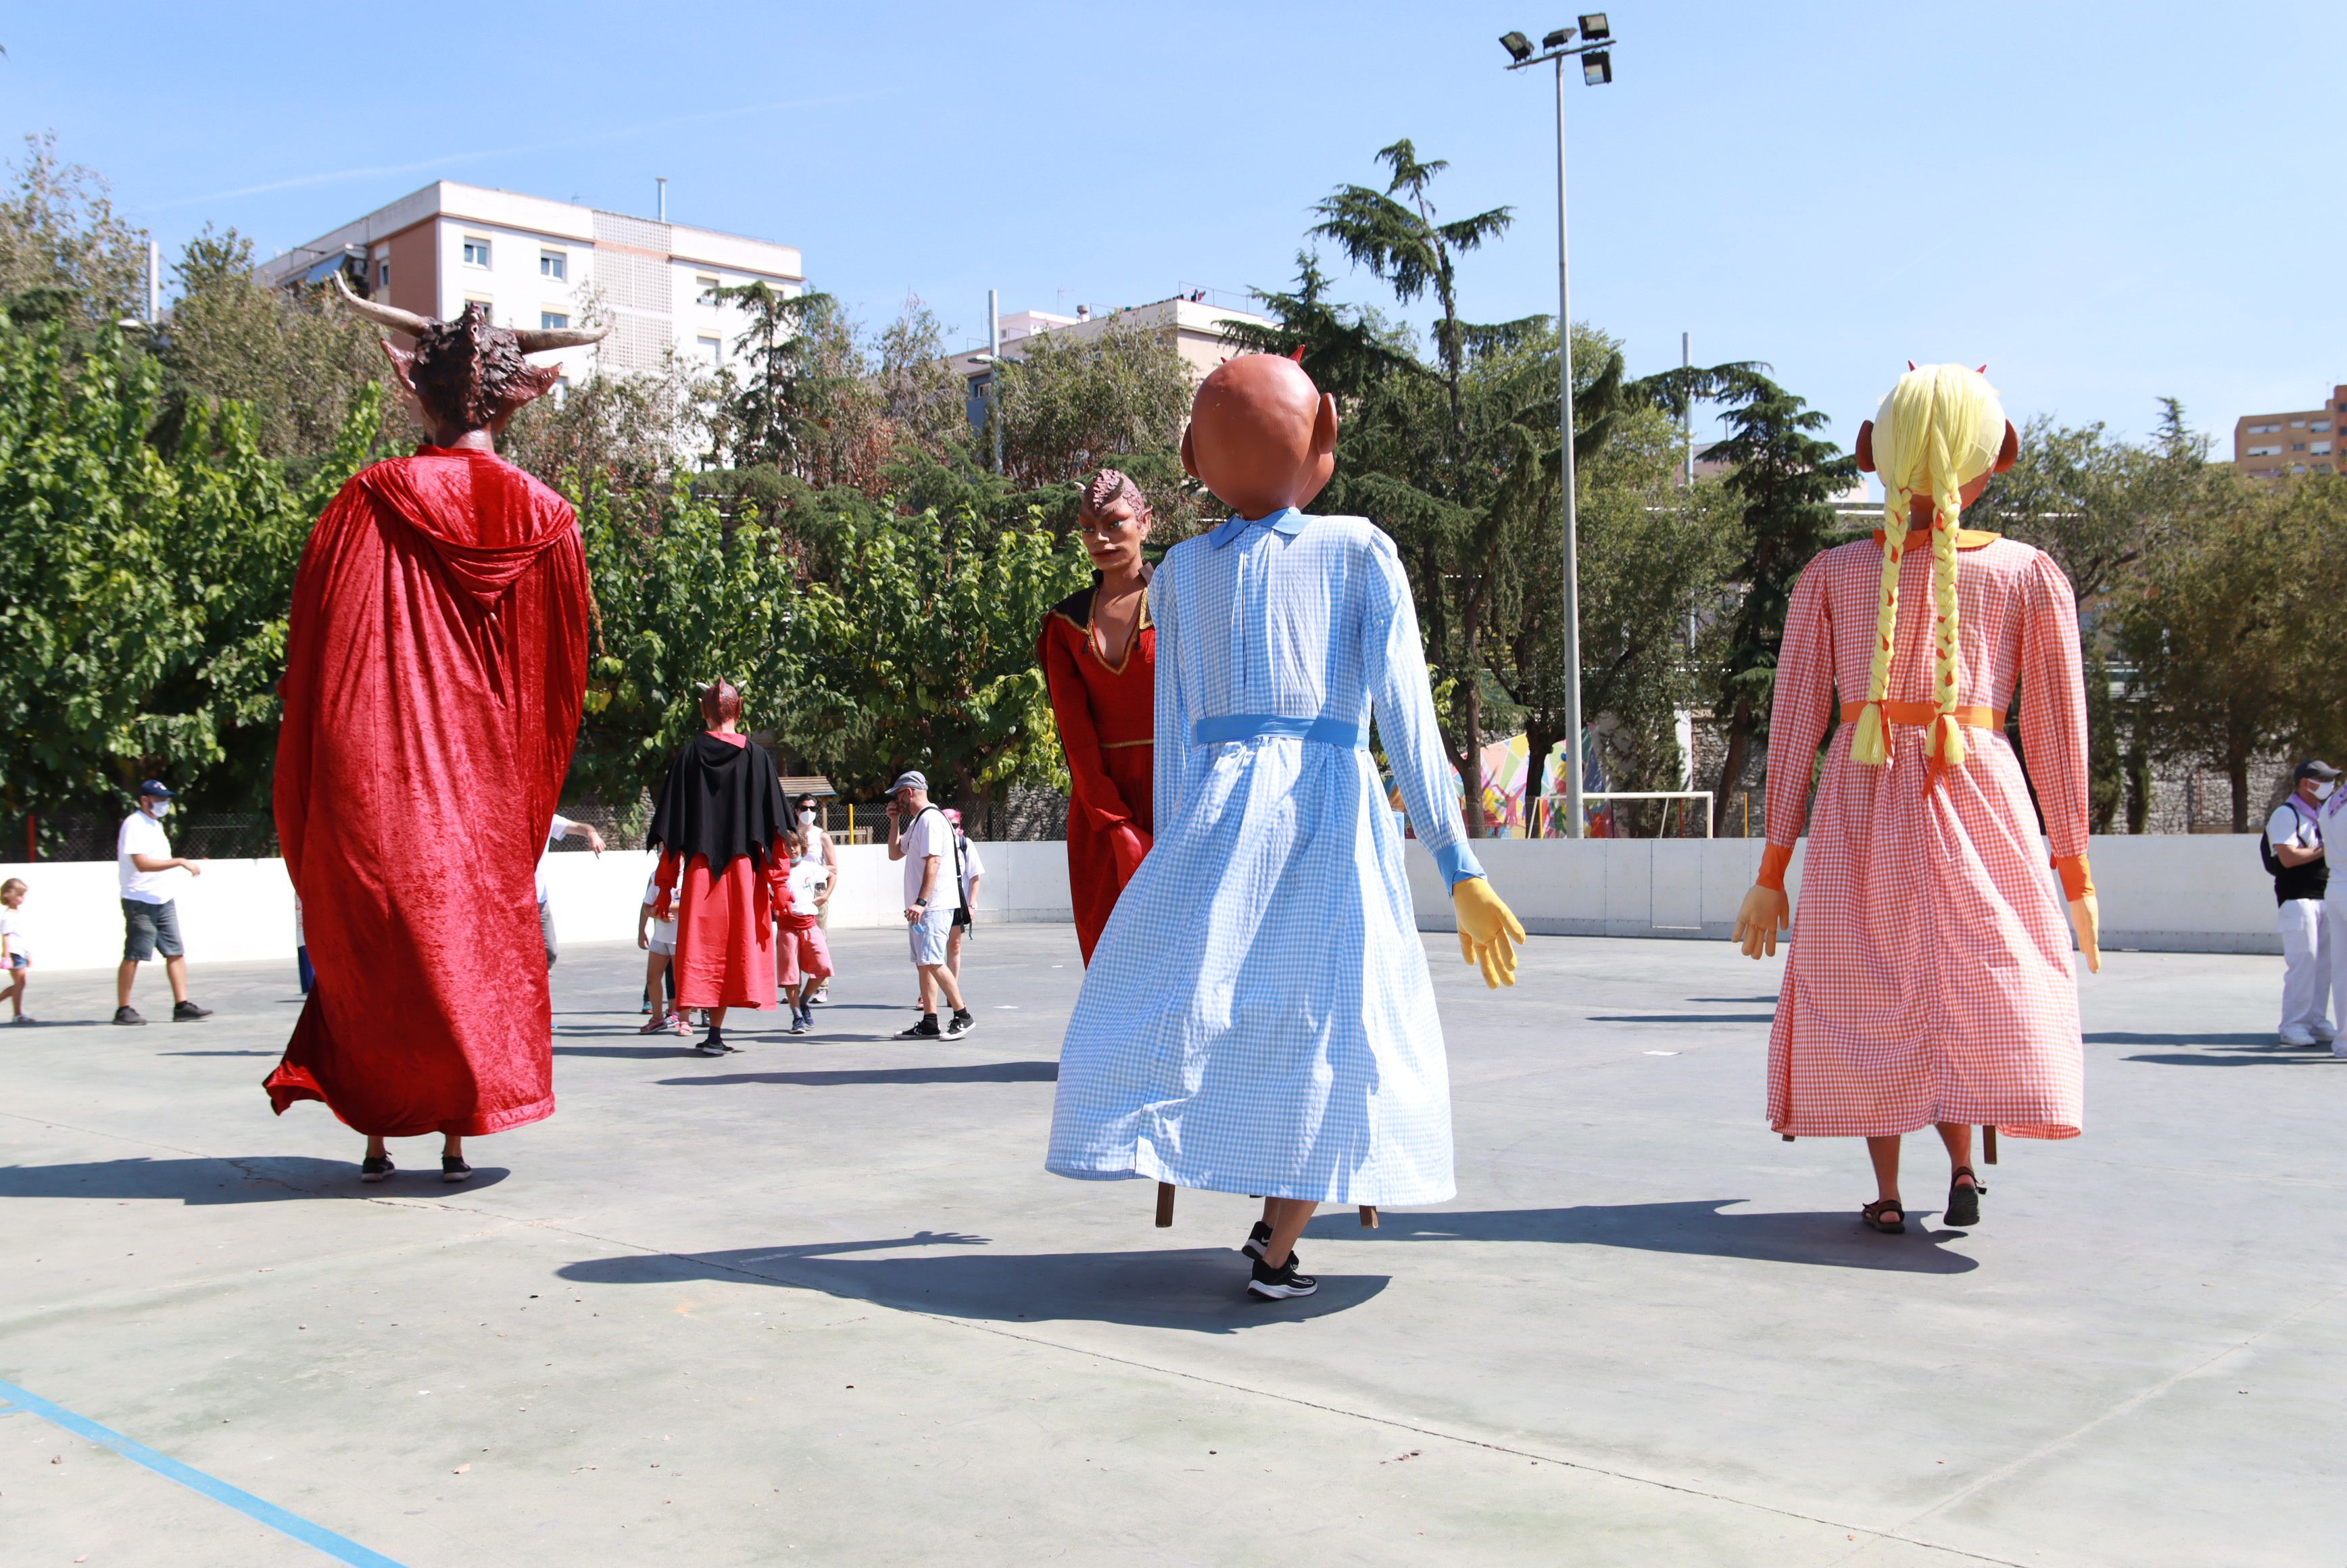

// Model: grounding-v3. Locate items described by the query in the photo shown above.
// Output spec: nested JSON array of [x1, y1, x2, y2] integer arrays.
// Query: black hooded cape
[[646, 733, 789, 873]]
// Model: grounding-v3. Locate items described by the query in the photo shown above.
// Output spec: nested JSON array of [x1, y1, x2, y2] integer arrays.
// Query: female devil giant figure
[[265, 278, 604, 1181], [1733, 364, 2102, 1236]]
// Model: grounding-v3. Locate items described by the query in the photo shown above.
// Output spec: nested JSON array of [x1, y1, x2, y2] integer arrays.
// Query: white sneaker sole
[[1247, 1279, 1318, 1300]]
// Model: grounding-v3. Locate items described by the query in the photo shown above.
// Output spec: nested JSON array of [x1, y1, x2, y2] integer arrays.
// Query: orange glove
[[1453, 877, 1527, 989], [1734, 883, 1789, 960], [2068, 893, 2102, 974]]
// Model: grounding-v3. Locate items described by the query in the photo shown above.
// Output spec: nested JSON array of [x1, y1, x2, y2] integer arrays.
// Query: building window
[[696, 275, 720, 307], [541, 251, 567, 280], [697, 335, 723, 368], [2290, 419, 2307, 428], [2292, 443, 2308, 451], [377, 260, 391, 289], [541, 311, 570, 330], [2314, 441, 2334, 455], [462, 237, 491, 268], [2247, 445, 2282, 457], [464, 297, 493, 321], [2313, 420, 2332, 433], [2246, 422, 2280, 434]]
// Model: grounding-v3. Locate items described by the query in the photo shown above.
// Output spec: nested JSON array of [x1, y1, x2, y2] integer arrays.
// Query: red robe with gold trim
[[1038, 570, 1155, 963]]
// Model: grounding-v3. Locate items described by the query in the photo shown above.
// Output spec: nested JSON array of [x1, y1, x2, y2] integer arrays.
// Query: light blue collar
[[1208, 508, 1311, 547]]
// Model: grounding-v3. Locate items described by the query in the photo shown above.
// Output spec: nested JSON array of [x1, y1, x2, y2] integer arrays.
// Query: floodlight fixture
[[1500, 30, 1534, 62], [1541, 26, 1575, 49], [1582, 49, 1613, 85], [1578, 13, 1610, 41]]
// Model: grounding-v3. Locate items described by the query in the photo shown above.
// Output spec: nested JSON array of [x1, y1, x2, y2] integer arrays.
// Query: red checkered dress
[[1761, 532, 2087, 1140]]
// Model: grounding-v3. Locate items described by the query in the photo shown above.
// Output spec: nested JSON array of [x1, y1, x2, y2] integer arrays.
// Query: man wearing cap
[[2265, 760, 2338, 1048], [884, 771, 972, 1041], [114, 781, 212, 1025]]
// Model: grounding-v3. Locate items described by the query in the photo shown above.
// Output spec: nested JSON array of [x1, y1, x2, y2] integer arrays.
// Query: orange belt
[[1839, 702, 2004, 729]]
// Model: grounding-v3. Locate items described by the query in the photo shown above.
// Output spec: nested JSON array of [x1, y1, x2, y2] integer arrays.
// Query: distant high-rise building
[[2234, 385, 2346, 478], [258, 181, 802, 384]]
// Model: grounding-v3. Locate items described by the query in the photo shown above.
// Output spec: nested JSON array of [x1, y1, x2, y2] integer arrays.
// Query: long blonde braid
[[1849, 365, 2004, 772]]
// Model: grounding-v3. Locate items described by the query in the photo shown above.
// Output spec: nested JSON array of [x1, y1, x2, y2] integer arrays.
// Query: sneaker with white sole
[[695, 1031, 729, 1057], [942, 1010, 975, 1040], [895, 1016, 943, 1040], [1247, 1254, 1318, 1300], [360, 1154, 395, 1183], [1242, 1220, 1274, 1262]]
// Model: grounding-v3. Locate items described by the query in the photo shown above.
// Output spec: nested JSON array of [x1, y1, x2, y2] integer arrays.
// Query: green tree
[[1701, 376, 1859, 811], [715, 283, 884, 492], [0, 134, 147, 328], [779, 499, 1090, 804], [992, 314, 1199, 529]]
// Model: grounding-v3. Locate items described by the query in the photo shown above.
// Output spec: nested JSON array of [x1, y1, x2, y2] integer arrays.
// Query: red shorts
[[776, 916, 833, 987]]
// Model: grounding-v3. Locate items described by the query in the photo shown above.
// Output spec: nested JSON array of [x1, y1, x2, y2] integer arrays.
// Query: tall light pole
[[1502, 17, 1615, 839]]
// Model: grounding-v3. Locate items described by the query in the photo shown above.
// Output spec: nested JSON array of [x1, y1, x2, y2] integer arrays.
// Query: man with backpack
[[885, 771, 973, 1042], [2264, 759, 2338, 1047]]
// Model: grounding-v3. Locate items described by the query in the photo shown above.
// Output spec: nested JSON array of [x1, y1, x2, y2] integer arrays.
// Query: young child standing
[[1, 878, 32, 1025], [637, 868, 687, 1036], [777, 831, 833, 1035]]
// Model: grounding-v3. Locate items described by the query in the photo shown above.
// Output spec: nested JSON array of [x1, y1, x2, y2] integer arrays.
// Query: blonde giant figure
[[1733, 365, 2102, 1235]]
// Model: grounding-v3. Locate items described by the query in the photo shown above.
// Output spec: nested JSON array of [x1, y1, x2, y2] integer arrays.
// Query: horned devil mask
[[333, 271, 608, 433]]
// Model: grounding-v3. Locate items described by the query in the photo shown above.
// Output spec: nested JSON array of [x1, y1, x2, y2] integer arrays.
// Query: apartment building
[[2235, 385, 2347, 478], [259, 182, 803, 384], [950, 293, 1274, 426]]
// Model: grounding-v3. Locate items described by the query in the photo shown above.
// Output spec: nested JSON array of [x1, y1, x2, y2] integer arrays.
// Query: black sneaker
[[360, 1155, 395, 1183], [942, 1010, 975, 1040], [695, 1031, 728, 1057], [894, 1015, 942, 1040], [1247, 1254, 1318, 1301], [1242, 1220, 1274, 1262], [172, 1000, 213, 1021], [441, 1155, 473, 1184], [112, 1006, 146, 1026]]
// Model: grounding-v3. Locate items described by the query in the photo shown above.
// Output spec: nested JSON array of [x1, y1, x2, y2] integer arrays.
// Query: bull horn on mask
[[331, 269, 609, 355]]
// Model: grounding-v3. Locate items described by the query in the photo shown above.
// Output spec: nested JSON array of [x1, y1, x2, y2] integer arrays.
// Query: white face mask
[[798, 810, 816, 827], [2315, 781, 2336, 802], [147, 800, 171, 818]]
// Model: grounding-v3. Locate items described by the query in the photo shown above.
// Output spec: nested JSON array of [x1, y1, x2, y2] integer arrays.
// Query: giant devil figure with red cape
[[264, 277, 604, 1182]]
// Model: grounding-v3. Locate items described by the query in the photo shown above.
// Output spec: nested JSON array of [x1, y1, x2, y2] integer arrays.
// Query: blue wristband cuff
[[1432, 840, 1485, 889]]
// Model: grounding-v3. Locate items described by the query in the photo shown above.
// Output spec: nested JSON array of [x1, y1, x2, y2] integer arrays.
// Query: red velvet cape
[[264, 448, 589, 1137], [1038, 575, 1155, 964]]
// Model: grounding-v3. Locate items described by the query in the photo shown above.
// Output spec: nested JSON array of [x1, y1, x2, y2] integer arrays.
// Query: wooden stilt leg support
[[1359, 1205, 1379, 1229], [1154, 1181, 1175, 1227], [1781, 1134, 1795, 1142], [1982, 1126, 1998, 1166]]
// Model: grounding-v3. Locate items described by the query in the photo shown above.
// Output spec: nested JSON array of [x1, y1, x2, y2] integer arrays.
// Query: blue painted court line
[[0, 1378, 409, 1568]]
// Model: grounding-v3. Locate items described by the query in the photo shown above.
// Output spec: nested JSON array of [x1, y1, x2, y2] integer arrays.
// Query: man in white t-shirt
[[114, 780, 211, 1025], [535, 812, 605, 969], [885, 771, 971, 1041], [2266, 760, 2337, 1047]]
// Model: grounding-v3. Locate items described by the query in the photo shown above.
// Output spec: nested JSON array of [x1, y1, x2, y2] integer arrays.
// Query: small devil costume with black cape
[[648, 693, 791, 1012]]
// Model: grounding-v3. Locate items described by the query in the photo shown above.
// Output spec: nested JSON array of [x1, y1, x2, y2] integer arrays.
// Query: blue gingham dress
[[1045, 510, 1485, 1206]]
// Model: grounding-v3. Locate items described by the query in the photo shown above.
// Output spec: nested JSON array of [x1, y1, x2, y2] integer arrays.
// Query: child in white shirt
[[1, 878, 30, 1024], [777, 838, 834, 1035], [637, 868, 685, 1035]]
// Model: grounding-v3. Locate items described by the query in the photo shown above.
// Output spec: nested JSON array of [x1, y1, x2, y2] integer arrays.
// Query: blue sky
[[7, 1, 2338, 457]]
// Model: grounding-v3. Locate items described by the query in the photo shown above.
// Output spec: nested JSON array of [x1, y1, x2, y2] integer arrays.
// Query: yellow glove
[[2068, 893, 2101, 975], [1453, 877, 1526, 989], [1734, 883, 1789, 960]]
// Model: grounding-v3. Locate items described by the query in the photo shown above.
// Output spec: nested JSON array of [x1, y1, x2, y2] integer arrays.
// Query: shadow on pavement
[[558, 1233, 1383, 1331], [0, 1156, 508, 1202], [1686, 996, 1781, 1004], [2123, 1049, 2340, 1067], [553, 1044, 704, 1059], [1309, 1200, 1977, 1273], [656, 1061, 1059, 1087], [2090, 1031, 2274, 1047], [160, 1050, 281, 1057], [1587, 1012, 1775, 1023]]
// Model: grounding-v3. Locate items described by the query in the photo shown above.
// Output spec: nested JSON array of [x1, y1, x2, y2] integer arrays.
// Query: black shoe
[[360, 1155, 395, 1183], [1945, 1168, 1986, 1228], [1242, 1220, 1274, 1262], [112, 1006, 146, 1026], [171, 1000, 212, 1021], [942, 1010, 974, 1040], [1247, 1254, 1318, 1300], [441, 1156, 473, 1184], [895, 1015, 942, 1040], [695, 1031, 728, 1057]]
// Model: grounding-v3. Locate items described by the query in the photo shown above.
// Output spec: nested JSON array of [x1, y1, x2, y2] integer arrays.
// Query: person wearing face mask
[[2265, 759, 2338, 1048], [114, 781, 210, 1025], [792, 794, 838, 1004]]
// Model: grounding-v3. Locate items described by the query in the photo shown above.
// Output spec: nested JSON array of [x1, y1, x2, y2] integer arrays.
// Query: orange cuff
[[1756, 841, 1793, 892], [2052, 853, 2094, 902]]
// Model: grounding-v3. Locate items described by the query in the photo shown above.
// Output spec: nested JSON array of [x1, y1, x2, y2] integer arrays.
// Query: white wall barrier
[[3, 832, 2272, 973]]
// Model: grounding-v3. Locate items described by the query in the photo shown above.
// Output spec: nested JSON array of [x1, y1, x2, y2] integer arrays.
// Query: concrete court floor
[[0, 925, 2338, 1568]]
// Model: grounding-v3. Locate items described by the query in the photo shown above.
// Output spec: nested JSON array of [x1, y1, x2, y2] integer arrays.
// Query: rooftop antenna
[[656, 177, 668, 223]]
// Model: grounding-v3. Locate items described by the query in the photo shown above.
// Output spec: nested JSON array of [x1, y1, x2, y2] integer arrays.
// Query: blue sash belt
[[1191, 714, 1365, 750]]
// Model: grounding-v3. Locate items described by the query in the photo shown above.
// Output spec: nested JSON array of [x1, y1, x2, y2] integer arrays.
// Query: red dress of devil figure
[[266, 280, 604, 1169], [1038, 470, 1157, 963]]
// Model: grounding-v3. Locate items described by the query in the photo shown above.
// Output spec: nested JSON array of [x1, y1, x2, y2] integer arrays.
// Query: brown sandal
[[1862, 1198, 1906, 1234]]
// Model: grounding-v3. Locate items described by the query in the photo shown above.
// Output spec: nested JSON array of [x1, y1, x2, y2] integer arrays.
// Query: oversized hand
[[653, 893, 673, 923], [1734, 883, 1789, 960], [1453, 877, 1527, 989], [2068, 893, 2102, 974]]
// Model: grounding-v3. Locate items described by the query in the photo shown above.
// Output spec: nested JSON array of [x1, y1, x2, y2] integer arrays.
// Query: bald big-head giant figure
[[1181, 351, 1338, 520]]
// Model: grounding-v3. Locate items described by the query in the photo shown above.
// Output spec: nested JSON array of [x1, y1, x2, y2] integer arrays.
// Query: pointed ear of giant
[[1855, 419, 1875, 474], [1180, 423, 1199, 483], [379, 337, 419, 397], [1311, 392, 1339, 458], [1995, 420, 2018, 474]]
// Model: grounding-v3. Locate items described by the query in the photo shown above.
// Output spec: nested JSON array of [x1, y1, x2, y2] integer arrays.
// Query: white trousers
[[2327, 902, 2347, 1047], [2277, 898, 2331, 1040]]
